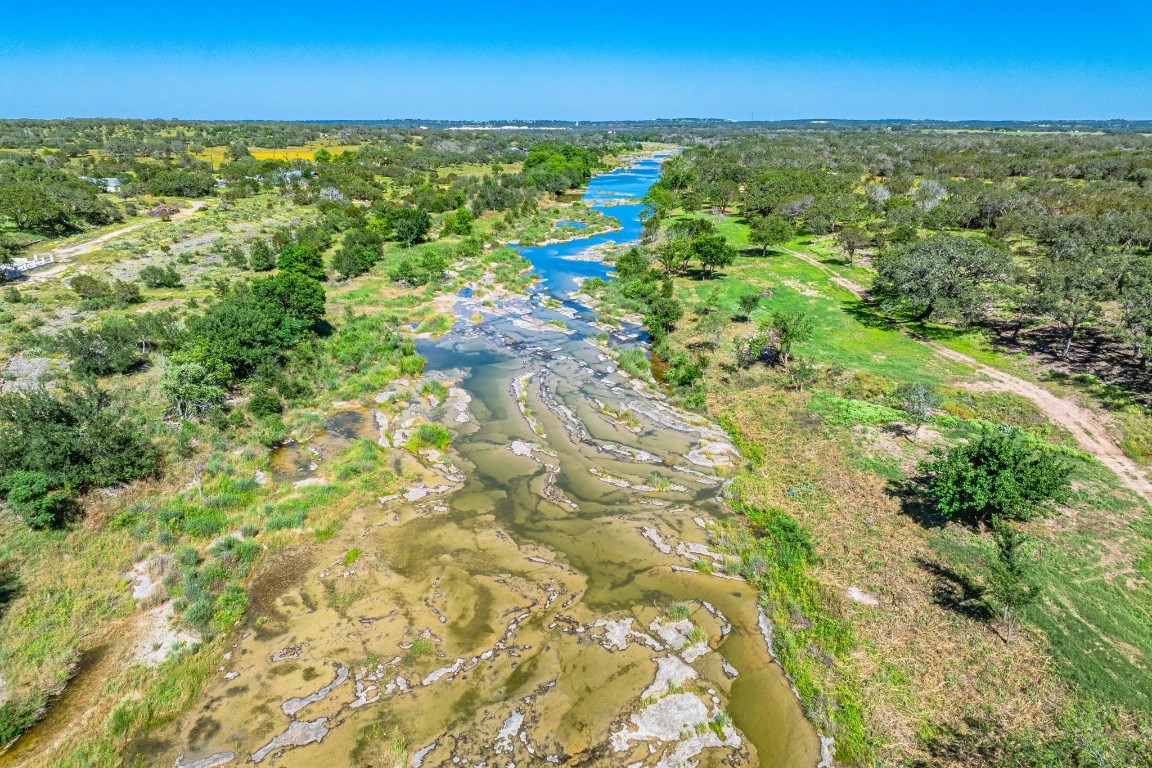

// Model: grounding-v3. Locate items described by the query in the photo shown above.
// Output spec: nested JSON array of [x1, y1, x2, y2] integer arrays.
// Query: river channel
[[135, 154, 822, 767]]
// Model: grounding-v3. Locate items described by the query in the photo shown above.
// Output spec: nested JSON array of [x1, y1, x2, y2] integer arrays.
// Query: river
[[21, 154, 822, 767]]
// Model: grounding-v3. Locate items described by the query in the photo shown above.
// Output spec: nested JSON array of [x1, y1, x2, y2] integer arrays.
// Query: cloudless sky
[[3, 0, 1151, 120]]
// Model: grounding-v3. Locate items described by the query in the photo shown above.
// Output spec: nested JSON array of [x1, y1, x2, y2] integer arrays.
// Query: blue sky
[[3, 1, 1150, 120]]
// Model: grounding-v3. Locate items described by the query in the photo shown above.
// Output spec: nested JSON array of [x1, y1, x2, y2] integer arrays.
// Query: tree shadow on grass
[[904, 320, 971, 343], [915, 555, 992, 622], [739, 246, 778, 259], [885, 476, 953, 528], [842, 298, 901, 331], [0, 559, 21, 619]]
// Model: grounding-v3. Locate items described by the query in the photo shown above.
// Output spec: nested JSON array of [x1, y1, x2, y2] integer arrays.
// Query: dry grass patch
[[711, 385, 1069, 766]]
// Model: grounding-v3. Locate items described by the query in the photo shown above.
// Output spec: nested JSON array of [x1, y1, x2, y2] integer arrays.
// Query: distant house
[[79, 176, 121, 193]]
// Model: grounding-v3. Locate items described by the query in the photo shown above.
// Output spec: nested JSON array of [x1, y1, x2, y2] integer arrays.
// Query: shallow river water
[[122, 155, 822, 767]]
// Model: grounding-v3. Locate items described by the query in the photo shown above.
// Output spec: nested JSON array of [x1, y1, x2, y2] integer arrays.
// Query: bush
[[0, 699, 40, 745], [277, 243, 326, 281], [265, 508, 306, 530], [55, 317, 147, 376], [174, 544, 201, 567], [442, 207, 475, 236], [249, 240, 276, 272], [0, 470, 71, 528], [389, 250, 450, 286], [139, 264, 183, 288], [211, 583, 248, 633], [918, 425, 1072, 522], [0, 384, 157, 527], [247, 388, 283, 417], [70, 274, 144, 306], [255, 415, 289, 448]]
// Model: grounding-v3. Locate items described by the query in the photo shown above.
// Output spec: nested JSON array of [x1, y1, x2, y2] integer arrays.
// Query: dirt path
[[24, 201, 207, 283], [781, 246, 1152, 506]]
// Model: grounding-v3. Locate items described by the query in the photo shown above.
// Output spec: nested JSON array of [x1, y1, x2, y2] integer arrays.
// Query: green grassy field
[[633, 211, 1152, 762]]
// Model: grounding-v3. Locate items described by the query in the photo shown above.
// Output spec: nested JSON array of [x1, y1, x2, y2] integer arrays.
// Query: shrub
[[0, 384, 157, 527], [0, 699, 40, 745], [918, 425, 1072, 522], [183, 597, 213, 631], [55, 317, 147, 376], [247, 388, 283, 417], [174, 544, 201, 567], [442, 207, 475, 236], [421, 380, 448, 401], [139, 264, 183, 288], [249, 240, 276, 271], [0, 470, 71, 528], [182, 508, 227, 538]]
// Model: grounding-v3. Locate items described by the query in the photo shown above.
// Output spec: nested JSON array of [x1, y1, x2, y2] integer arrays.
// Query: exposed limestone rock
[[251, 718, 329, 763]]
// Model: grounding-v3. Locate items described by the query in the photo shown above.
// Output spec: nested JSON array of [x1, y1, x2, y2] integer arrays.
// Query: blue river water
[[515, 152, 673, 297]]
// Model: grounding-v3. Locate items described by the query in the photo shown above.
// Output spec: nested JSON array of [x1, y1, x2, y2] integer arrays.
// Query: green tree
[[389, 207, 433, 247], [248, 240, 276, 272], [0, 182, 70, 234], [330, 228, 382, 279], [691, 233, 737, 277], [160, 358, 229, 419], [985, 521, 1042, 645], [277, 243, 326, 281], [918, 425, 1072, 523], [768, 310, 815, 365], [331, 248, 367, 280], [655, 238, 691, 276], [748, 214, 793, 255], [251, 271, 326, 328], [225, 141, 253, 162], [735, 289, 762, 321], [1035, 239, 1107, 358], [442, 207, 475, 236], [872, 234, 1010, 323], [835, 225, 870, 265]]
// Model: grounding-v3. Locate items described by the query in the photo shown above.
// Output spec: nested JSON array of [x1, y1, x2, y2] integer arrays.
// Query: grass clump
[[406, 423, 451, 453], [415, 312, 451, 336], [615, 347, 651, 380]]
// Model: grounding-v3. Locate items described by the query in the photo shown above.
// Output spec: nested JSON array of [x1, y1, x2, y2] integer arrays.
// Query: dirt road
[[24, 200, 207, 283], [782, 246, 1152, 505]]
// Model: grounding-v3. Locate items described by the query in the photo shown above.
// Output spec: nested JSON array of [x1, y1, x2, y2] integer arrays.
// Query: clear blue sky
[[3, 0, 1150, 120]]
